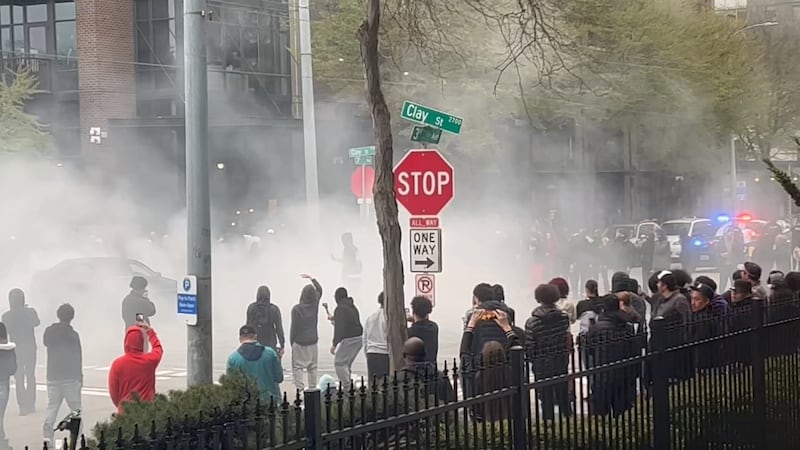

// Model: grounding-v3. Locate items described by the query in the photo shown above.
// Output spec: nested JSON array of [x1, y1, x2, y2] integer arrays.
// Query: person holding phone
[[122, 276, 156, 329], [108, 316, 163, 414]]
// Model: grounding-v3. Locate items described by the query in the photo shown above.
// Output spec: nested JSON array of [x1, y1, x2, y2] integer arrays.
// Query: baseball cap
[[690, 283, 715, 300], [239, 325, 257, 336]]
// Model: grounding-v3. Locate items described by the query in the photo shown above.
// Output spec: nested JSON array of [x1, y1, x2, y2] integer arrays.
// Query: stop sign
[[351, 166, 375, 199], [393, 149, 455, 215]]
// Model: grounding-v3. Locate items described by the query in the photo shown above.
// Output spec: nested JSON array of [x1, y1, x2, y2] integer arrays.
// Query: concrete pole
[[184, 0, 213, 386], [298, 0, 320, 223], [731, 135, 738, 213]]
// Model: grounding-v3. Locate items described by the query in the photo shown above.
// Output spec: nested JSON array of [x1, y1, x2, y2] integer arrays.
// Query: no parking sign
[[415, 273, 436, 307]]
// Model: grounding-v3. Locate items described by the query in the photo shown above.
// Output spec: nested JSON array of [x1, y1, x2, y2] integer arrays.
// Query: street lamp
[[216, 162, 225, 170], [733, 21, 779, 35]]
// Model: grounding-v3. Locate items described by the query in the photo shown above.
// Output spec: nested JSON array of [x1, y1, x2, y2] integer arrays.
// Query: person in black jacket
[[586, 294, 638, 417], [407, 296, 439, 364], [122, 277, 156, 328], [247, 285, 286, 357], [525, 284, 573, 420], [329, 288, 363, 390], [290, 274, 322, 391], [42, 304, 83, 444], [0, 322, 16, 449], [3, 288, 39, 415]]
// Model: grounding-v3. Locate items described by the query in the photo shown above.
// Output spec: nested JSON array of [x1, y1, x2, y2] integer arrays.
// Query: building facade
[[0, 0, 316, 232]]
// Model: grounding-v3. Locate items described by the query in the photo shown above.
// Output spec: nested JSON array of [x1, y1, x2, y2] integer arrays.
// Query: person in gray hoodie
[[0, 322, 17, 449], [246, 286, 286, 356], [289, 274, 322, 391]]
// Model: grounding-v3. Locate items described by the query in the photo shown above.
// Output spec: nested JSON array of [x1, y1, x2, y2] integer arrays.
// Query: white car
[[661, 218, 715, 264]]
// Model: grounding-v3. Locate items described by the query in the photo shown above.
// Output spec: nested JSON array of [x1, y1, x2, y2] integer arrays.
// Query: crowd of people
[[1, 245, 798, 448]]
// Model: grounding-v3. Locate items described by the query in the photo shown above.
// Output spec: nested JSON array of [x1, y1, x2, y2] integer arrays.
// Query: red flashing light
[[737, 213, 752, 222]]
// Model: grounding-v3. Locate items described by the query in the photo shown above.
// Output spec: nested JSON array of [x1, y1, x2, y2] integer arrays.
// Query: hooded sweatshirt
[[226, 341, 283, 400], [108, 327, 163, 413], [333, 297, 363, 346], [0, 341, 16, 381], [290, 279, 322, 346], [246, 287, 285, 350], [2, 300, 40, 350]]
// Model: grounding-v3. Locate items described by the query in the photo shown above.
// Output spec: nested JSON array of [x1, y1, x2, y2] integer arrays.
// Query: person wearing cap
[[121, 276, 156, 329], [694, 276, 731, 315], [722, 269, 745, 305], [226, 325, 283, 401], [651, 271, 690, 323], [688, 282, 723, 369], [742, 262, 769, 300]]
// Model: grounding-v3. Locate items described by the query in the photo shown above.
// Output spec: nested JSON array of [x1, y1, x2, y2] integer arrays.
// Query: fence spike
[[165, 417, 173, 437], [150, 419, 157, 440], [116, 427, 123, 446], [133, 423, 140, 440]]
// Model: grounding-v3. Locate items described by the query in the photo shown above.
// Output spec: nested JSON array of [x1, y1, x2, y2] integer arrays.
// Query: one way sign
[[409, 228, 441, 273]]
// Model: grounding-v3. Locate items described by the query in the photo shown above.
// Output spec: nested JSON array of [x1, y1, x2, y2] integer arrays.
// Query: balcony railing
[[0, 53, 78, 93]]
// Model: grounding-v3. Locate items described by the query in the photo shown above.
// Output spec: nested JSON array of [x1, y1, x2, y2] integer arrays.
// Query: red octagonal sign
[[394, 149, 455, 216]]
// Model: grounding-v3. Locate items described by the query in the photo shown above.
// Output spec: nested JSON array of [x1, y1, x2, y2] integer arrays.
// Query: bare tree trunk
[[358, 0, 407, 371]]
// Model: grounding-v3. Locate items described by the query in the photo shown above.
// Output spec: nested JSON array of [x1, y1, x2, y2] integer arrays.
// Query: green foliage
[[0, 69, 50, 152], [90, 373, 262, 448], [764, 137, 800, 208], [311, 0, 771, 173]]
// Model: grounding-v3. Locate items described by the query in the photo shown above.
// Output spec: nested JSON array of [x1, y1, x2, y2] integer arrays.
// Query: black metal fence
[[29, 295, 800, 450]]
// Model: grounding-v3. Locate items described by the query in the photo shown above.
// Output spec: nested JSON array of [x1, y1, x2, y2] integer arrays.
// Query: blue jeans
[[43, 380, 82, 442]]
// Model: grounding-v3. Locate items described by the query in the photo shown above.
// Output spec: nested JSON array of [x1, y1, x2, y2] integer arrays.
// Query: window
[[134, 0, 180, 93], [205, 1, 291, 96], [0, 0, 76, 86]]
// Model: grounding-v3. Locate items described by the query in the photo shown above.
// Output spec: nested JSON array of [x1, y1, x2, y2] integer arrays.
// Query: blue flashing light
[[692, 239, 703, 247], [716, 214, 731, 223]]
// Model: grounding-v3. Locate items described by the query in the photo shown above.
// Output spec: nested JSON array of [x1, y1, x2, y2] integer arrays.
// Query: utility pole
[[184, 0, 213, 386], [298, 0, 320, 225]]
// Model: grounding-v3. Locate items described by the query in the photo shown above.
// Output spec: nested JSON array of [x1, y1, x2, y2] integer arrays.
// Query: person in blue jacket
[[226, 325, 283, 400]]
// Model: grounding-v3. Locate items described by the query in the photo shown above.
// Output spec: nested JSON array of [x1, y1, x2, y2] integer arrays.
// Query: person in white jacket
[[363, 292, 389, 381]]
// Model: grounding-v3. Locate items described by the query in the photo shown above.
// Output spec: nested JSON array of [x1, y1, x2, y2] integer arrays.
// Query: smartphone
[[135, 313, 144, 322]]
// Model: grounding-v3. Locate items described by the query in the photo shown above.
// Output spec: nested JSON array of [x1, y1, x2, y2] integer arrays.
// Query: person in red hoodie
[[108, 320, 163, 414]]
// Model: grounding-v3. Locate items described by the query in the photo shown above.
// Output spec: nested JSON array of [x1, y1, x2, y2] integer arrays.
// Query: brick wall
[[76, 0, 136, 165]]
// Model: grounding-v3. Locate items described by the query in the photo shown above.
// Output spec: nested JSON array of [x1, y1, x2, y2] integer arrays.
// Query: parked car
[[30, 257, 177, 319], [661, 218, 716, 272]]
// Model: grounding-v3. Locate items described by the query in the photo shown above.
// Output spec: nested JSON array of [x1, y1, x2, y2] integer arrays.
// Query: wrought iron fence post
[[751, 299, 767, 443], [304, 389, 323, 450], [510, 346, 529, 450], [650, 317, 670, 450]]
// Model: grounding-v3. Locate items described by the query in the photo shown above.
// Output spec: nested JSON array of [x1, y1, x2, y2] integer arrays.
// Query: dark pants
[[366, 353, 390, 382], [15, 347, 36, 412], [537, 381, 572, 421]]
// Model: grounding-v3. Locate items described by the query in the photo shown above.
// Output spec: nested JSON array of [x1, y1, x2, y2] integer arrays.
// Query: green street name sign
[[355, 155, 374, 165], [348, 146, 376, 158], [400, 101, 463, 135], [410, 126, 442, 145]]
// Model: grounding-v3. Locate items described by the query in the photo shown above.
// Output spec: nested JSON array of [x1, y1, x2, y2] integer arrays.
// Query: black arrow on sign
[[414, 257, 435, 269]]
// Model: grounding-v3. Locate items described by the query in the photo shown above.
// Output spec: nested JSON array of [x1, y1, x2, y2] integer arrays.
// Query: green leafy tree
[[0, 70, 50, 152]]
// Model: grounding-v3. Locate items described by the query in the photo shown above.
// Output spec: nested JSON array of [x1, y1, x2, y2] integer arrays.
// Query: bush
[[89, 373, 261, 448]]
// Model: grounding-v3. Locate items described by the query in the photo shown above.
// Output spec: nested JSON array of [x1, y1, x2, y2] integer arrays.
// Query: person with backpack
[[246, 286, 286, 357]]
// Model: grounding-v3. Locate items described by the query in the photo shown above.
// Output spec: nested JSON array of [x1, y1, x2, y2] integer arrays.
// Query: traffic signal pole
[[184, 0, 213, 386]]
